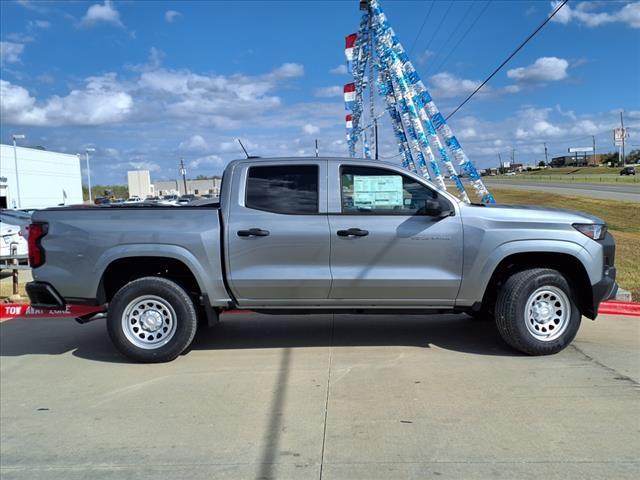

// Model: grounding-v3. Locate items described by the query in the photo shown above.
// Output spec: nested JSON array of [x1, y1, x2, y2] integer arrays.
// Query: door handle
[[237, 228, 270, 237], [337, 228, 369, 237]]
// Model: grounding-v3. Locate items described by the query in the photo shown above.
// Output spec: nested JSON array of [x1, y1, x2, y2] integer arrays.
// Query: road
[[1, 312, 639, 479], [485, 180, 640, 202]]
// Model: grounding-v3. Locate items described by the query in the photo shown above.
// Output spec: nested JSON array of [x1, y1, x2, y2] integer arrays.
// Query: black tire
[[107, 277, 198, 363], [494, 268, 581, 355]]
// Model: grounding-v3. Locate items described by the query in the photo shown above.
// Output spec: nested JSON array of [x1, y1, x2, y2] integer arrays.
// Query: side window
[[341, 165, 446, 215], [246, 165, 319, 214]]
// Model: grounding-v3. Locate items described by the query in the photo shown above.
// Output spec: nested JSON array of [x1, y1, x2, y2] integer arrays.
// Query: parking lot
[[1, 312, 639, 479]]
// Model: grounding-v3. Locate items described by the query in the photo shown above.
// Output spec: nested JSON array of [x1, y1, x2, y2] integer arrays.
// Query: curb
[[598, 301, 640, 317]]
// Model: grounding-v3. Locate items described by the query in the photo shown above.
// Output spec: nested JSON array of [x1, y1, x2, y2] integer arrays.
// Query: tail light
[[28, 222, 48, 268]]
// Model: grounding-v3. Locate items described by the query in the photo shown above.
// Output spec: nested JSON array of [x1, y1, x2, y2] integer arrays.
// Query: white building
[[0, 144, 83, 209], [127, 170, 154, 198]]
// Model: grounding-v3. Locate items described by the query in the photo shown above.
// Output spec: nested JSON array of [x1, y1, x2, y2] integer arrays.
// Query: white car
[[123, 196, 143, 204], [1, 222, 28, 259]]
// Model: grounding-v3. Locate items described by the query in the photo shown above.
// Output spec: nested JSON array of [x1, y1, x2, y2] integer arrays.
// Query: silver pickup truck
[[26, 157, 617, 362]]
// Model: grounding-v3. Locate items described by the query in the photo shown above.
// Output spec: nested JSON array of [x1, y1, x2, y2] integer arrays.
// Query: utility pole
[[11, 134, 25, 209], [179, 158, 188, 195], [592, 135, 596, 166], [620, 111, 626, 167], [498, 153, 503, 173], [315, 139, 319, 158], [544, 142, 548, 165]]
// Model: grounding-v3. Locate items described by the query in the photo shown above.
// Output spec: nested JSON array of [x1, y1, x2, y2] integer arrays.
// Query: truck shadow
[[0, 313, 521, 363]]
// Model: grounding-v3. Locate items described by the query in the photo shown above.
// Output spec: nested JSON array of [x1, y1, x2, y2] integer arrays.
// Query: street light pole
[[85, 147, 95, 203], [11, 134, 25, 209]]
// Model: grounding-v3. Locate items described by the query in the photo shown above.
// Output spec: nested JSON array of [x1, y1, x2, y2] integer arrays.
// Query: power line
[[424, 0, 477, 76], [422, 1, 454, 56], [429, 0, 492, 75], [445, 0, 569, 120], [409, 0, 436, 55]]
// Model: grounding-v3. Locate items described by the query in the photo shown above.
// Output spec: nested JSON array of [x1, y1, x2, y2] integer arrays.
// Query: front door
[[328, 164, 463, 306], [226, 161, 331, 305]]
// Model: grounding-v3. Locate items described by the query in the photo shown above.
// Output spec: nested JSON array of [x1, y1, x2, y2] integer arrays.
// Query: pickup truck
[[26, 157, 617, 362]]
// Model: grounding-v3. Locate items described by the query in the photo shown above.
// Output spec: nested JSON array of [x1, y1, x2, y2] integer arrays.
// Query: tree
[[538, 161, 546, 167], [626, 149, 640, 164]]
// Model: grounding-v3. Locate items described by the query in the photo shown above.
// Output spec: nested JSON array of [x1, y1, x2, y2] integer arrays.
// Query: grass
[[0, 279, 27, 301], [491, 187, 640, 299], [524, 167, 617, 175]]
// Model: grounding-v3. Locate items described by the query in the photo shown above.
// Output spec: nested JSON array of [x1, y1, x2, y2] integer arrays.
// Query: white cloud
[[164, 10, 181, 23], [550, 1, 640, 29], [81, 1, 124, 28], [428, 72, 482, 98], [330, 64, 348, 75], [270, 63, 304, 78], [0, 42, 25, 65], [29, 19, 50, 29], [416, 49, 435, 65], [178, 135, 209, 153], [314, 86, 342, 98], [129, 161, 160, 172], [507, 57, 569, 83], [302, 124, 320, 135], [0, 74, 133, 126], [188, 154, 224, 169]]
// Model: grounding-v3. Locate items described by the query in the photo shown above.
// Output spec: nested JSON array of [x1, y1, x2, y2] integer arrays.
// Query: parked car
[[0, 222, 28, 259], [620, 166, 636, 176], [160, 195, 179, 205], [27, 157, 617, 362], [123, 196, 143, 204], [177, 194, 198, 204], [0, 209, 32, 239]]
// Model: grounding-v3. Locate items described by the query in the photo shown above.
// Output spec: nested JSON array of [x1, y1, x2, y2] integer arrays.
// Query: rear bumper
[[26, 282, 65, 309]]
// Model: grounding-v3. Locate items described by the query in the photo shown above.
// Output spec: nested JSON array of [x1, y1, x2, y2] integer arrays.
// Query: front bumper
[[591, 266, 618, 315]]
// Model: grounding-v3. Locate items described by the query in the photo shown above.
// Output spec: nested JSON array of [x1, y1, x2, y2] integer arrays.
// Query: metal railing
[[0, 244, 30, 296]]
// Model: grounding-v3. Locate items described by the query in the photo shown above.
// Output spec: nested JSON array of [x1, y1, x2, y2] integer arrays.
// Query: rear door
[[225, 161, 331, 305], [327, 163, 463, 306]]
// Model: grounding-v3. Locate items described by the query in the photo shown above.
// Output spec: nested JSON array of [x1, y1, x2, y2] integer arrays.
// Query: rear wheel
[[107, 277, 198, 363], [495, 268, 581, 355]]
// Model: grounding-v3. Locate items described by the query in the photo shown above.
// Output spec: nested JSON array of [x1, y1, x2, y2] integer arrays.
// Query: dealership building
[[127, 170, 222, 197], [0, 144, 83, 209]]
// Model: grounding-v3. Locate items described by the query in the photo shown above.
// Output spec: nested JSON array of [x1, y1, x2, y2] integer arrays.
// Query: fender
[[456, 239, 594, 306], [94, 243, 232, 307]]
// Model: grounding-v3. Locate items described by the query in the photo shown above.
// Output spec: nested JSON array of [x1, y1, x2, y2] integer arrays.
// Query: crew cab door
[[225, 161, 331, 305], [327, 163, 463, 306]]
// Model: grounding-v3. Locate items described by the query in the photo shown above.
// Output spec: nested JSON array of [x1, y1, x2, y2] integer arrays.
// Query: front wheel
[[107, 277, 198, 363], [494, 268, 581, 355]]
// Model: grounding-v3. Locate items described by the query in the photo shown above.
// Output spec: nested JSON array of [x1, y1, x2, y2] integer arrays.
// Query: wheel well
[[99, 257, 201, 303], [482, 252, 593, 317]]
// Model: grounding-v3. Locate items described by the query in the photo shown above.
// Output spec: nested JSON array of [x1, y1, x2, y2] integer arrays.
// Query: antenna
[[236, 138, 250, 158]]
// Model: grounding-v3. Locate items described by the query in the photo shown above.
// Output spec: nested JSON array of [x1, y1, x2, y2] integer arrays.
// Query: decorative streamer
[[369, 0, 495, 203]]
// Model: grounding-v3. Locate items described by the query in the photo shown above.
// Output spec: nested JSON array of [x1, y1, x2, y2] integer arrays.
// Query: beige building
[[127, 170, 154, 198], [155, 177, 222, 196]]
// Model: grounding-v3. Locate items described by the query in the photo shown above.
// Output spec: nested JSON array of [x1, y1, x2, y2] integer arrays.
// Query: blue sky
[[1, 0, 639, 185]]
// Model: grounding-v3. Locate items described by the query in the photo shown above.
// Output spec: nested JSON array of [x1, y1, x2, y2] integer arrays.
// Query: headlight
[[573, 223, 607, 240]]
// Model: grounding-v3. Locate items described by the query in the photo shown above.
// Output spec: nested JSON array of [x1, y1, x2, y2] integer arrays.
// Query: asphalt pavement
[[1, 312, 639, 479], [485, 180, 640, 202]]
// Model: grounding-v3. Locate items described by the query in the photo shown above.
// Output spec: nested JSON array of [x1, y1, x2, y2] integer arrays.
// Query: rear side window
[[246, 165, 319, 214]]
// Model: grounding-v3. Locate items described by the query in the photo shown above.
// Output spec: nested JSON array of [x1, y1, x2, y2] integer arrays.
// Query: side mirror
[[423, 198, 443, 217]]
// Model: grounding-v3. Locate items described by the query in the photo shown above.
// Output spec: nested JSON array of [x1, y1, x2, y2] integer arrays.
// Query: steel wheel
[[121, 295, 177, 350], [524, 286, 571, 342]]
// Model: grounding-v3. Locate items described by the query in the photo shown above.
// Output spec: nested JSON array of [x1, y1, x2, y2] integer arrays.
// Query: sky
[[1, 0, 639, 185]]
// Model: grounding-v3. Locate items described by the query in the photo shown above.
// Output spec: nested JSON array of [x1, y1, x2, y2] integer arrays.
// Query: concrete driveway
[[1, 312, 639, 479]]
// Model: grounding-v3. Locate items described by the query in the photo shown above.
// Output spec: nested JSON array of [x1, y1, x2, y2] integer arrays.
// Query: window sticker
[[352, 175, 403, 209]]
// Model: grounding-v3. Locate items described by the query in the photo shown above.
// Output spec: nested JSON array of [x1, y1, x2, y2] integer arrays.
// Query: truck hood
[[474, 203, 605, 225]]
